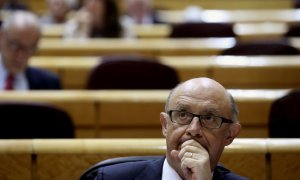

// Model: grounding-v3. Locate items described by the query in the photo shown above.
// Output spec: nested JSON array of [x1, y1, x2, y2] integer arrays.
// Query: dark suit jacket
[[96, 156, 248, 180], [26, 67, 61, 90], [2, 2, 29, 11]]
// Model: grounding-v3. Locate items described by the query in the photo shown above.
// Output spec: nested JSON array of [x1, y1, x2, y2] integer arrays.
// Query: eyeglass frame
[[167, 110, 233, 129], [5, 36, 37, 55]]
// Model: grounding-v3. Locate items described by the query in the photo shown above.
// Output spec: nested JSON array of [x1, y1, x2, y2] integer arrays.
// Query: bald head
[[165, 77, 238, 122], [2, 11, 41, 34], [0, 11, 41, 74]]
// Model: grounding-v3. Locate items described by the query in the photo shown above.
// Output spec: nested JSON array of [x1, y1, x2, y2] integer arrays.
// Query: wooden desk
[[41, 23, 286, 42], [26, 0, 292, 16], [1, 138, 300, 180], [30, 56, 300, 89], [234, 22, 287, 41], [0, 140, 32, 180], [0, 89, 289, 138], [267, 139, 300, 180], [35, 37, 300, 57], [37, 38, 236, 56], [158, 9, 300, 23], [211, 56, 300, 88], [148, 0, 292, 10], [42, 24, 65, 38]]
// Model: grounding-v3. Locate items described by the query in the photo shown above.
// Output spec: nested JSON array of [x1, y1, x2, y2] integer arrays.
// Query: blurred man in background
[[0, 11, 61, 90]]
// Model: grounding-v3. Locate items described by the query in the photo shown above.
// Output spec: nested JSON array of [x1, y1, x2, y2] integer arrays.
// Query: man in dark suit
[[95, 77, 247, 180], [0, 11, 61, 90]]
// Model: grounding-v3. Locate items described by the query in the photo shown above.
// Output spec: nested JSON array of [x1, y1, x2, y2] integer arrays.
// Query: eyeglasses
[[167, 110, 233, 129], [6, 38, 37, 54]]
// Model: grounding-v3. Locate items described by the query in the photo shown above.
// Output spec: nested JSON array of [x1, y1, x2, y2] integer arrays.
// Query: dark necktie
[[5, 74, 14, 90]]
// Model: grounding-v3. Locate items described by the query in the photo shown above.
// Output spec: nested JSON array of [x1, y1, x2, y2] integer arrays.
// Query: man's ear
[[160, 112, 168, 137], [225, 122, 241, 146]]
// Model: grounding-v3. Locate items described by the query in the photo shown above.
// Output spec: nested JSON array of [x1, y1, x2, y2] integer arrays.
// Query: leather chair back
[[86, 55, 179, 89], [0, 102, 74, 138]]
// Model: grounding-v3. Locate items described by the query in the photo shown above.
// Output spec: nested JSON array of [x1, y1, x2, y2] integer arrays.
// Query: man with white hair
[[0, 11, 61, 90]]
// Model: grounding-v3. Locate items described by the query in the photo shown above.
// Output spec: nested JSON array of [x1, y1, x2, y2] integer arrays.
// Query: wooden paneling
[[36, 38, 236, 56], [40, 21, 287, 42], [1, 138, 300, 180], [30, 56, 300, 89], [26, 0, 292, 16], [212, 56, 300, 88], [220, 154, 267, 180], [267, 139, 300, 180], [0, 89, 290, 138], [0, 140, 32, 180], [158, 9, 300, 23], [149, 0, 292, 10]]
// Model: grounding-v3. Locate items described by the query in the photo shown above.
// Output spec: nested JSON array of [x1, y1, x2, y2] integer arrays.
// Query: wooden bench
[[157, 9, 300, 23], [36, 38, 236, 56], [36, 37, 300, 56], [26, 0, 292, 16], [0, 138, 299, 180], [30, 56, 300, 89], [41, 23, 286, 42], [0, 89, 289, 138], [0, 140, 32, 180]]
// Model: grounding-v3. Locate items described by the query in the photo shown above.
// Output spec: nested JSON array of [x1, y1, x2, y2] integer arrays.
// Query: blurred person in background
[[64, 0, 122, 38], [0, 11, 61, 90], [122, 0, 160, 24], [120, 0, 163, 38], [40, 0, 76, 24]]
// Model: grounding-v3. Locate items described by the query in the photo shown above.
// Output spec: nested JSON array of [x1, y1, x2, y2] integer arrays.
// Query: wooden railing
[[1, 138, 300, 180], [0, 89, 290, 138], [29, 56, 300, 89]]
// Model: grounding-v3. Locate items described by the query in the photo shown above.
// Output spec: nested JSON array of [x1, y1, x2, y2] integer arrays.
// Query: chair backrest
[[269, 89, 300, 137], [0, 102, 74, 138], [221, 42, 299, 55], [285, 24, 300, 37], [169, 22, 236, 38], [86, 55, 179, 89], [294, 0, 300, 8], [80, 156, 162, 180]]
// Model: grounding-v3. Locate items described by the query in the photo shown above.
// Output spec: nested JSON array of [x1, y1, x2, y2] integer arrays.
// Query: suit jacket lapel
[[25, 68, 34, 89], [135, 156, 165, 180]]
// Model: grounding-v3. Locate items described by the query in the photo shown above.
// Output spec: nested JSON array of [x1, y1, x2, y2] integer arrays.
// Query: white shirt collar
[[162, 158, 182, 180]]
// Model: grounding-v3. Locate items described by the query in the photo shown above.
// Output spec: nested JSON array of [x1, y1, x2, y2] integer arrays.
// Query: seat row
[[30, 55, 300, 89], [0, 89, 290, 138], [40, 22, 294, 42], [0, 138, 299, 180], [36, 37, 300, 56], [26, 0, 292, 16]]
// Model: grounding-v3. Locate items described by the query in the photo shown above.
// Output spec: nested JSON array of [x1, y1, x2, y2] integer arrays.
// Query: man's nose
[[186, 117, 204, 137]]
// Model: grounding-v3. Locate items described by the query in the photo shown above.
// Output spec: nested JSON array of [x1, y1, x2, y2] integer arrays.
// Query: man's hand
[[171, 139, 212, 180]]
